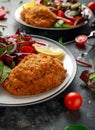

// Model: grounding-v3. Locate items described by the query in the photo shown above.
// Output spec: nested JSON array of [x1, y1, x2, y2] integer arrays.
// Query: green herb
[[0, 31, 3, 36], [0, 61, 11, 85], [43, 0, 52, 6], [19, 0, 23, 4], [17, 35, 23, 42], [89, 58, 95, 80], [62, 23, 74, 28], [64, 124, 88, 130], [54, 20, 73, 28], [0, 44, 6, 55], [7, 44, 14, 52], [89, 73, 95, 80], [58, 37, 65, 46]]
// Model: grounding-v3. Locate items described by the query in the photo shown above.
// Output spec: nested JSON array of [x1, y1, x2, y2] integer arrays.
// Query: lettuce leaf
[[0, 61, 11, 84]]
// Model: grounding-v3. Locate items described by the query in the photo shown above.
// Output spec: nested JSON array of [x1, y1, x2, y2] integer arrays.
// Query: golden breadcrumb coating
[[2, 54, 67, 96], [20, 5, 57, 28]]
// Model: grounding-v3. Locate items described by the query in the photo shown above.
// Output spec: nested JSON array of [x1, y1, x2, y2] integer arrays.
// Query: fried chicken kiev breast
[[20, 5, 57, 28], [2, 54, 67, 96]]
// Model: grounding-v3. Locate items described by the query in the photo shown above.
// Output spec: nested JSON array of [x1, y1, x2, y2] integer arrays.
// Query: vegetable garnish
[[0, 61, 11, 85], [64, 92, 83, 110], [76, 59, 92, 68], [80, 59, 95, 89], [33, 43, 64, 58], [0, 7, 6, 20], [89, 73, 95, 80], [22, 1, 35, 9], [58, 37, 65, 46], [75, 35, 88, 46], [89, 58, 95, 80], [64, 124, 88, 130], [19, 45, 35, 53]]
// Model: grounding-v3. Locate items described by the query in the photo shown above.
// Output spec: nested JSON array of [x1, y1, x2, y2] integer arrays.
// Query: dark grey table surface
[[0, 0, 95, 130]]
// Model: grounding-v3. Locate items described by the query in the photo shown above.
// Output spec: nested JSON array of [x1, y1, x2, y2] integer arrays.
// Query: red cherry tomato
[[75, 35, 88, 46], [0, 8, 6, 20], [57, 10, 64, 17], [87, 2, 95, 12], [64, 92, 83, 110], [20, 46, 35, 53]]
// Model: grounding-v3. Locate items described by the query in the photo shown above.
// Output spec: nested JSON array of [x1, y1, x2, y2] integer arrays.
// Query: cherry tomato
[[64, 92, 83, 110], [75, 35, 88, 46], [87, 2, 95, 12], [57, 10, 64, 17], [0, 8, 6, 20], [20, 46, 35, 53]]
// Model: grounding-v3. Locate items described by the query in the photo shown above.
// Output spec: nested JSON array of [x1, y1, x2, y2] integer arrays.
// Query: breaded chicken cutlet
[[2, 54, 67, 96], [20, 5, 57, 28]]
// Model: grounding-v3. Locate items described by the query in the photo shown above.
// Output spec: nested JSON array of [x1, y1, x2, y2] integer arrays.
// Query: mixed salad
[[0, 30, 49, 68], [0, 30, 64, 67], [0, 30, 64, 84]]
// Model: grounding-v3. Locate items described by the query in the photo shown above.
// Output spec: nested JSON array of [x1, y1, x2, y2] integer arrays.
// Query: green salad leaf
[[89, 73, 95, 80], [0, 61, 11, 84], [89, 58, 95, 81], [64, 124, 88, 130]]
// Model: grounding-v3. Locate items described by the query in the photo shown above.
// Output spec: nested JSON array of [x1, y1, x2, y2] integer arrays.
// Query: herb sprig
[[89, 58, 95, 80]]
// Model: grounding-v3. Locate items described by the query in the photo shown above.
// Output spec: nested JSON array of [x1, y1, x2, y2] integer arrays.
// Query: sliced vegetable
[[2, 55, 16, 68], [62, 2, 72, 9], [54, 20, 64, 28], [71, 2, 81, 10], [57, 17, 74, 25], [7, 41, 17, 54], [33, 44, 64, 58], [19, 46, 35, 53], [57, 10, 64, 17], [22, 1, 36, 9], [64, 92, 83, 110], [65, 10, 79, 21], [66, 10, 80, 17], [54, 20, 73, 28], [74, 15, 84, 26], [0, 8, 6, 20], [75, 35, 88, 46]]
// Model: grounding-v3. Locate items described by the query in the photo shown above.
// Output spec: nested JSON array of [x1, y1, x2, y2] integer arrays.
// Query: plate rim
[[0, 35, 77, 107]]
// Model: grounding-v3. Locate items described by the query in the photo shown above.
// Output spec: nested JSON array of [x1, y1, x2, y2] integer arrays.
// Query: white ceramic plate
[[14, 4, 92, 30], [0, 35, 77, 106]]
